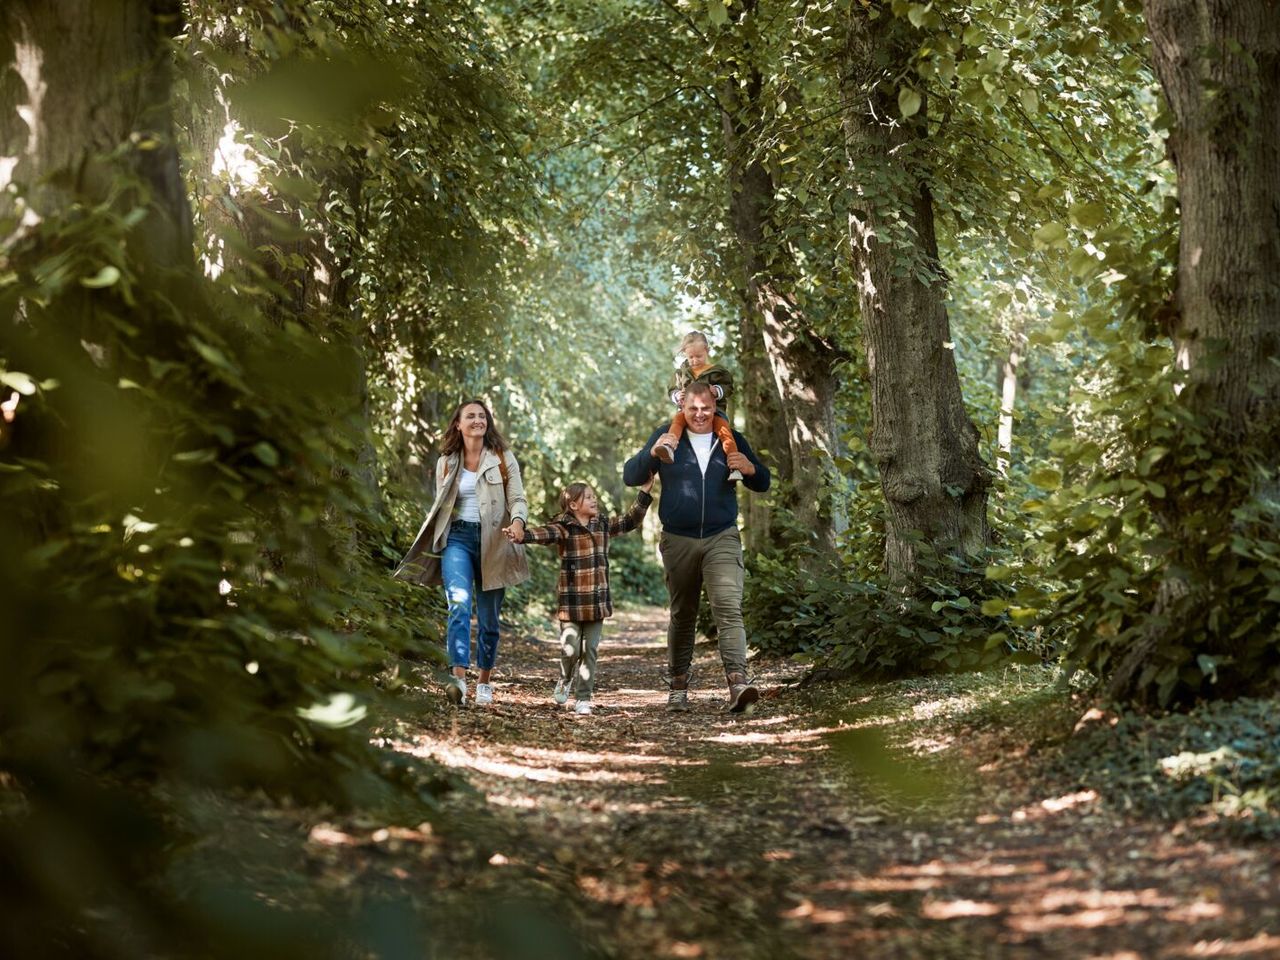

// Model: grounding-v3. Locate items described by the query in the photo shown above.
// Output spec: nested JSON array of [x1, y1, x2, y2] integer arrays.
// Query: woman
[[395, 399, 530, 705]]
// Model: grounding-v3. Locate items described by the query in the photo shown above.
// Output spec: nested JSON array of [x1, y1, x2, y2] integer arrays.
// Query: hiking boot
[[666, 673, 691, 712], [725, 672, 758, 714], [654, 441, 676, 463], [552, 678, 571, 705], [444, 674, 466, 706], [475, 682, 494, 706]]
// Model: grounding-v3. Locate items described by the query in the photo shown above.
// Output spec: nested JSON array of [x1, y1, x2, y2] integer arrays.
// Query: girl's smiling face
[[570, 487, 599, 520]]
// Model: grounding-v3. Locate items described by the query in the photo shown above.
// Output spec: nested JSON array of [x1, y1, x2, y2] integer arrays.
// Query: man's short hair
[[683, 381, 715, 401]]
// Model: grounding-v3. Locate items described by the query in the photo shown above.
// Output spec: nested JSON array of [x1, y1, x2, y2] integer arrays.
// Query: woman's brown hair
[[441, 398, 509, 458]]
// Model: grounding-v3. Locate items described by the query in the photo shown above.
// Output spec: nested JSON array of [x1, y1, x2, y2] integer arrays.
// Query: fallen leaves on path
[[189, 606, 1280, 959]]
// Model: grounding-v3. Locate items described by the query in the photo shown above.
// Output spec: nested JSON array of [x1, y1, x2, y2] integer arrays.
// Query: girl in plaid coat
[[506, 476, 655, 714]]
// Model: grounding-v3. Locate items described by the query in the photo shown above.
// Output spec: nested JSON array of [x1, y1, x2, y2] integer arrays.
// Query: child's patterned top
[[522, 491, 653, 622]]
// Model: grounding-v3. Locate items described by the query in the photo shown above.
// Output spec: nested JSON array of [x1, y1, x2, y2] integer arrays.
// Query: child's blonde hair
[[559, 481, 594, 514], [677, 330, 709, 360]]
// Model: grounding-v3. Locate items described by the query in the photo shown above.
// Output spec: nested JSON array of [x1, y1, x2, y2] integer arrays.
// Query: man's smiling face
[[681, 392, 715, 434]]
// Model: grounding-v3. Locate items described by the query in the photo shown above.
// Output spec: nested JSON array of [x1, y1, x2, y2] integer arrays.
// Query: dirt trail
[[356, 607, 1280, 960]]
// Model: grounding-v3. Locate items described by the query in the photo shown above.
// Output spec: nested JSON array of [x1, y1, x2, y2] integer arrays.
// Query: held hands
[[726, 451, 755, 478], [503, 518, 526, 543]]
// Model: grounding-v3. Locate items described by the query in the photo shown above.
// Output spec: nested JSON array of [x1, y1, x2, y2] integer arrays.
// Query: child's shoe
[[553, 679, 571, 705], [727, 468, 744, 483], [654, 441, 676, 463], [574, 700, 593, 716], [475, 682, 494, 706]]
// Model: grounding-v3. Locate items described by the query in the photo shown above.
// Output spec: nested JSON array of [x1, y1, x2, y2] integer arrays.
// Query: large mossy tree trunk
[[1144, 0, 1280, 435], [718, 0, 841, 554], [1, 0, 193, 537], [841, 6, 989, 580], [1103, 0, 1280, 701], [1, 0, 191, 261]]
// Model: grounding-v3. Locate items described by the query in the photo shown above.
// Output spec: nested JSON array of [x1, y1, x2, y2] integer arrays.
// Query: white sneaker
[[574, 700, 593, 715], [553, 679, 570, 705], [475, 682, 494, 706], [444, 674, 466, 706]]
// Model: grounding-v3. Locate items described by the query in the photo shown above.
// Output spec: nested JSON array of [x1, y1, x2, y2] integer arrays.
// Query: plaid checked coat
[[523, 491, 653, 622]]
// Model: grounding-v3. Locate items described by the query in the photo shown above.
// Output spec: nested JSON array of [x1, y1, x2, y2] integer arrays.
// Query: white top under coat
[[454, 468, 481, 521]]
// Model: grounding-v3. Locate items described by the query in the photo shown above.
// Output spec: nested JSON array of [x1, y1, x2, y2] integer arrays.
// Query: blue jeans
[[441, 520, 505, 670]]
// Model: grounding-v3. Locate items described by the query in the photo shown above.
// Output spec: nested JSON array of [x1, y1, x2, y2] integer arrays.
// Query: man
[[623, 381, 771, 712]]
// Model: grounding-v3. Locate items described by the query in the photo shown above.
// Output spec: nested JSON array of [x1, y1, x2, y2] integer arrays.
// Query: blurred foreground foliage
[[0, 129, 458, 960]]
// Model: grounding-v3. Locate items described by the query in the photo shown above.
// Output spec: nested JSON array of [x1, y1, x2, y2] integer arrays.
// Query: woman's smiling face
[[459, 403, 488, 438]]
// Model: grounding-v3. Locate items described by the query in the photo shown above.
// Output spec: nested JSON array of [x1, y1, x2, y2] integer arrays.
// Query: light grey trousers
[[559, 620, 605, 701]]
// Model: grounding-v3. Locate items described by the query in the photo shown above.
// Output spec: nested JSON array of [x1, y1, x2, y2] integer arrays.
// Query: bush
[[744, 475, 1050, 676]]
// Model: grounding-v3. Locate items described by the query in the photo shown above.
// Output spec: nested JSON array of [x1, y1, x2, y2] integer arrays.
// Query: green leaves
[[707, 0, 729, 27], [297, 692, 368, 728], [1069, 201, 1107, 230], [1028, 466, 1062, 490], [1, 369, 38, 395], [1032, 221, 1068, 250], [898, 86, 923, 117], [81, 265, 122, 288]]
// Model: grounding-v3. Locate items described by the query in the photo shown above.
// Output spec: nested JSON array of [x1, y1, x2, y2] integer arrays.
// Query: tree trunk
[[841, 6, 990, 579], [996, 329, 1027, 475], [1100, 0, 1280, 701], [718, 1, 841, 553], [737, 299, 788, 554], [1, 0, 191, 264], [1144, 0, 1280, 434]]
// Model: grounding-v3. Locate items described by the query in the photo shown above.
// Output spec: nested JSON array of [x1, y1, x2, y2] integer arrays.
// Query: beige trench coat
[[393, 447, 530, 591]]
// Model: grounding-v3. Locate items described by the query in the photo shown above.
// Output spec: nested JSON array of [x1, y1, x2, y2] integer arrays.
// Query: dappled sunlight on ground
[[699, 720, 843, 745], [365, 607, 1279, 960]]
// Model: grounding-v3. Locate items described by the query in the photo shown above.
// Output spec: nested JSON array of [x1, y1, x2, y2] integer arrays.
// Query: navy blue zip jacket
[[623, 425, 770, 539]]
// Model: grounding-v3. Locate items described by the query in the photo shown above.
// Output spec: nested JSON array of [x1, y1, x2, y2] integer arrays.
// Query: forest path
[[350, 606, 1279, 960]]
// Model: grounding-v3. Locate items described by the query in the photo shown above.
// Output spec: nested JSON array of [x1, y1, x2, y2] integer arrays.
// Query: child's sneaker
[[475, 682, 494, 706], [444, 674, 466, 706], [654, 441, 676, 463], [553, 679, 571, 705], [727, 468, 744, 483], [574, 700, 593, 715]]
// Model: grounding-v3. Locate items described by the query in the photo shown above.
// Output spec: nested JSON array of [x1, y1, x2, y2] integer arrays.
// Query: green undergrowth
[[799, 667, 1280, 839], [1052, 697, 1280, 840]]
